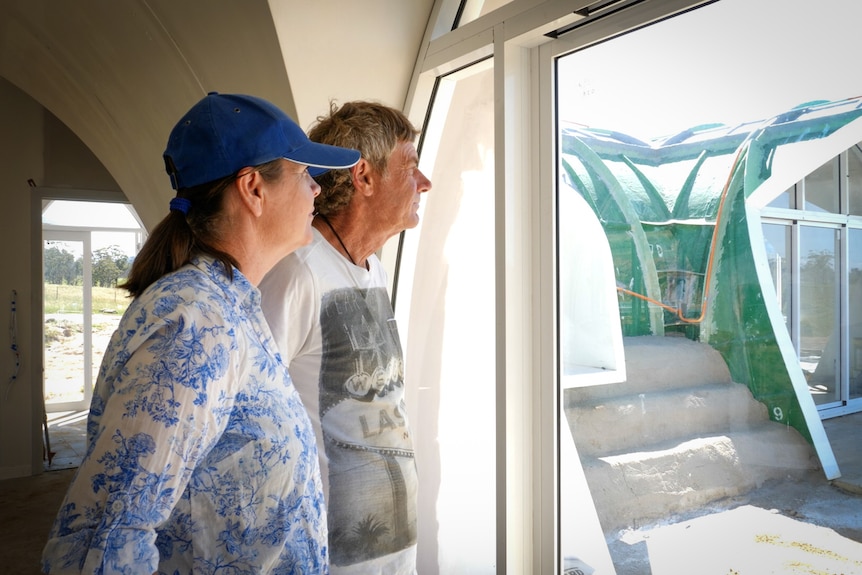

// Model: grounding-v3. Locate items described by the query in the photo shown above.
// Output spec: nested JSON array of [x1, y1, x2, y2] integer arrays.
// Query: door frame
[[29, 187, 141, 473], [42, 229, 93, 413], [762, 213, 862, 418]]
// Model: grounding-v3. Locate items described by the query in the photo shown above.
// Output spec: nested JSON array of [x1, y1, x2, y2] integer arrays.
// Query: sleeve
[[260, 254, 319, 363], [42, 301, 237, 574]]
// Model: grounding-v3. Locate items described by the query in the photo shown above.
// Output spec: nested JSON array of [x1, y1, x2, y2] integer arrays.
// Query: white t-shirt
[[260, 228, 418, 574]]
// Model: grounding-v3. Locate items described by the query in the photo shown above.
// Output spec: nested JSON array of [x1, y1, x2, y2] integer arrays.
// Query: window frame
[[397, 1, 716, 571]]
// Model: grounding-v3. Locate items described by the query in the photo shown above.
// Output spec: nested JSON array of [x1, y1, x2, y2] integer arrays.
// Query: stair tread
[[567, 380, 755, 410], [568, 335, 819, 533], [579, 423, 814, 463]]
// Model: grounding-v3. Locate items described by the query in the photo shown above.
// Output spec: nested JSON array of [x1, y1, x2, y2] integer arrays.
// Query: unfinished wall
[[0, 78, 43, 478], [0, 78, 122, 479]]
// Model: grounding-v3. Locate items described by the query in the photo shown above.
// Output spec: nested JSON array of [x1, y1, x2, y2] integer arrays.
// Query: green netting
[[560, 97, 862, 447]]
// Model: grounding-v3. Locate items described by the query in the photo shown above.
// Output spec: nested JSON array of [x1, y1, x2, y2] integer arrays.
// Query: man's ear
[[351, 159, 375, 197], [234, 167, 265, 217]]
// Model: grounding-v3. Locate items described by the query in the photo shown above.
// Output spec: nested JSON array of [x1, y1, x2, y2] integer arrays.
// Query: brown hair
[[121, 160, 284, 298], [308, 101, 419, 215]]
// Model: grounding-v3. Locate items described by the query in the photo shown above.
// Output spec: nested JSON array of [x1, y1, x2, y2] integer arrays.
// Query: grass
[[43, 283, 131, 315], [43, 284, 126, 403]]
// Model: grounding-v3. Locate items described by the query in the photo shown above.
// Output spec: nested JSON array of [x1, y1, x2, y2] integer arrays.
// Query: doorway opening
[[38, 193, 145, 469]]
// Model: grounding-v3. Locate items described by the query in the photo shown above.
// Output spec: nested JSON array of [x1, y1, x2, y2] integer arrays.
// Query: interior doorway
[[36, 190, 145, 469], [43, 230, 93, 412]]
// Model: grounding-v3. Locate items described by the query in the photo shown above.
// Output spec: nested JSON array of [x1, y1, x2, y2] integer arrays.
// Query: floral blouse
[[42, 257, 328, 575]]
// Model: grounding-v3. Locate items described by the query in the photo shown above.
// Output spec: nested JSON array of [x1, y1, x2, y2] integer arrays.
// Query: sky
[[43, 200, 143, 257], [558, 0, 862, 141], [42, 0, 862, 258]]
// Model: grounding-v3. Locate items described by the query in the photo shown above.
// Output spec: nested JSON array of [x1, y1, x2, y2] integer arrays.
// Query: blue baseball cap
[[164, 92, 360, 189]]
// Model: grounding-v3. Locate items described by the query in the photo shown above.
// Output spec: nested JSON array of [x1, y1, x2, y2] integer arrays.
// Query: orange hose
[[615, 141, 749, 325]]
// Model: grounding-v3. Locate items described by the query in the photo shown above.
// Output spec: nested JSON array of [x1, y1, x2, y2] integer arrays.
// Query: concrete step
[[567, 335, 731, 402], [565, 335, 819, 534], [576, 424, 819, 532], [565, 382, 768, 457]]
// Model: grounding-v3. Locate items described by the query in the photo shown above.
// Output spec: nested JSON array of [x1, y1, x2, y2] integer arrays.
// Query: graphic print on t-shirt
[[318, 286, 418, 567]]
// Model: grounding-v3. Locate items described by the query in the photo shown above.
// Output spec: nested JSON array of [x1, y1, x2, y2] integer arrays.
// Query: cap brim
[[286, 140, 360, 177]]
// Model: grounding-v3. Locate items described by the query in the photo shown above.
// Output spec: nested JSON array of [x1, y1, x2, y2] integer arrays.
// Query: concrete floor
[[2, 410, 861, 574], [0, 411, 88, 575], [606, 411, 862, 574], [42, 410, 88, 472], [826, 410, 862, 495]]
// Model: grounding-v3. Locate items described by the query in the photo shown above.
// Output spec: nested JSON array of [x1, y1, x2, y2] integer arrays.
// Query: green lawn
[[43, 283, 131, 315]]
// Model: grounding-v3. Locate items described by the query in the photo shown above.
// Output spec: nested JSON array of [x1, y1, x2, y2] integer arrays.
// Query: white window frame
[[396, 1, 715, 572]]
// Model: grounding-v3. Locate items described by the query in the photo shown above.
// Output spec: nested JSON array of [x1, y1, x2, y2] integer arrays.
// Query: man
[[260, 101, 432, 574]]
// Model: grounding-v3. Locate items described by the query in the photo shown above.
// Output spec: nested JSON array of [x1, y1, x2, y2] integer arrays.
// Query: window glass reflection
[[767, 185, 795, 209], [848, 228, 862, 401], [803, 158, 839, 213], [800, 226, 840, 405], [405, 62, 496, 573], [762, 222, 792, 335], [554, 0, 862, 564], [455, 0, 514, 27]]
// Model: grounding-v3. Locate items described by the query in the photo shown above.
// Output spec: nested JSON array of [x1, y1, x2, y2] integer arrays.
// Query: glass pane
[[767, 185, 795, 209], [43, 238, 87, 407], [849, 228, 862, 401], [803, 158, 839, 214], [762, 223, 791, 335], [407, 62, 496, 573], [800, 226, 840, 405], [91, 232, 136, 383], [456, 0, 514, 27], [43, 204, 140, 419], [848, 144, 862, 216], [43, 200, 142, 229]]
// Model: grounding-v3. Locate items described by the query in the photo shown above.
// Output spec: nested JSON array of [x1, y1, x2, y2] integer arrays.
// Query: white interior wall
[[0, 78, 42, 477], [269, 0, 431, 125], [0, 0, 434, 480]]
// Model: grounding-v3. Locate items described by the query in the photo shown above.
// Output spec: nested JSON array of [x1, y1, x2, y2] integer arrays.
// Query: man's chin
[[405, 214, 421, 229]]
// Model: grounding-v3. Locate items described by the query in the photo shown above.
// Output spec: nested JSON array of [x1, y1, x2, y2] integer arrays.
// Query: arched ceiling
[[0, 0, 433, 229]]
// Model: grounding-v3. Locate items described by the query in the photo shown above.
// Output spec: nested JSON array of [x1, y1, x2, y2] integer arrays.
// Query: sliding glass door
[[41, 199, 143, 415], [43, 231, 92, 412]]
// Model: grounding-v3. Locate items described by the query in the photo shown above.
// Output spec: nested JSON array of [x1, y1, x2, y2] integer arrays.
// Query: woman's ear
[[234, 167, 265, 217]]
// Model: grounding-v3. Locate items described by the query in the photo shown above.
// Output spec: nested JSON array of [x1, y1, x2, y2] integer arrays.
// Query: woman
[[41, 92, 360, 574]]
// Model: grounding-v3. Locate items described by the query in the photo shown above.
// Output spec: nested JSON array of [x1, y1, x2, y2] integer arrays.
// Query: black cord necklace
[[318, 214, 356, 266]]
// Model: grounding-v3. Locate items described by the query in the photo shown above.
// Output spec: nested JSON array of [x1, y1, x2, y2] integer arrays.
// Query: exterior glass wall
[[804, 159, 840, 213], [761, 148, 862, 414], [850, 228, 862, 402], [762, 222, 791, 336], [409, 0, 862, 570], [800, 225, 841, 406]]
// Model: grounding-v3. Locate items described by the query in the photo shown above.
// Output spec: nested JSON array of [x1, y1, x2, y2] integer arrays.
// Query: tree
[[92, 245, 130, 288], [44, 245, 78, 285]]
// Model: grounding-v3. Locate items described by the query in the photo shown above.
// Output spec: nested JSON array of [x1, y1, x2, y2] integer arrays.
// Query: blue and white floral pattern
[[42, 257, 328, 575]]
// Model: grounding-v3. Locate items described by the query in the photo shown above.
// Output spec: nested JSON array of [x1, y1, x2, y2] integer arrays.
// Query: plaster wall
[[0, 78, 121, 479], [0, 78, 42, 478], [42, 112, 120, 192]]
